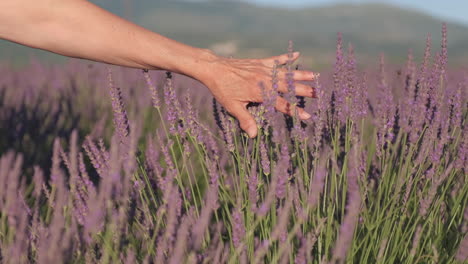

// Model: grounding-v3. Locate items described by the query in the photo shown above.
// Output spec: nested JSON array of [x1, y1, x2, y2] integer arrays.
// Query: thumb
[[229, 103, 258, 138]]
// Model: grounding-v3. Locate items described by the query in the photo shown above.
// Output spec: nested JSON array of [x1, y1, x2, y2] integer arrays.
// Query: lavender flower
[[275, 143, 290, 199], [220, 108, 235, 152], [331, 147, 361, 263], [344, 43, 356, 120], [192, 184, 218, 249], [263, 61, 280, 123], [285, 40, 297, 105], [410, 34, 432, 143], [456, 234, 468, 262], [108, 68, 130, 143], [333, 32, 346, 122], [32, 166, 44, 198], [448, 85, 463, 131], [163, 72, 182, 135], [83, 137, 106, 177], [169, 215, 191, 264], [231, 207, 246, 248], [259, 138, 270, 175], [375, 54, 395, 157], [143, 70, 161, 109], [294, 236, 307, 264], [156, 185, 180, 263], [274, 195, 293, 237], [419, 164, 453, 217], [410, 225, 422, 257], [307, 153, 328, 208], [248, 163, 259, 211], [311, 76, 327, 151], [78, 152, 96, 196], [145, 135, 164, 189], [158, 134, 177, 189], [440, 23, 448, 74]]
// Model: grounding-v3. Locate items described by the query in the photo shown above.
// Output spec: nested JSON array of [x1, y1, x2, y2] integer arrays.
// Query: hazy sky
[[248, 0, 468, 26]]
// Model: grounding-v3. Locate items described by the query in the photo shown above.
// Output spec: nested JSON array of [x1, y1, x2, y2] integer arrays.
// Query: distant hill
[[1, 0, 467, 67]]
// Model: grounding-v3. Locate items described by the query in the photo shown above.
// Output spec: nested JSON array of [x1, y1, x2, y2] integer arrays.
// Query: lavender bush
[[0, 25, 467, 264]]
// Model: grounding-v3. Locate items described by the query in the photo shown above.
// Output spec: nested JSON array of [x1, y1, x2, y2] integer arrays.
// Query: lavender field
[[0, 26, 467, 263]]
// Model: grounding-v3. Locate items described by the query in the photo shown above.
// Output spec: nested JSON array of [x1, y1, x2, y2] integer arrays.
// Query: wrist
[[185, 48, 220, 83]]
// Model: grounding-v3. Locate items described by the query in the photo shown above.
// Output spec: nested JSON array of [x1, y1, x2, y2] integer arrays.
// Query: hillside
[[1, 0, 467, 67]]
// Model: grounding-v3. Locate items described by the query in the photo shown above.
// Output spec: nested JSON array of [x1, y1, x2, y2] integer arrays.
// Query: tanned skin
[[0, 0, 317, 137]]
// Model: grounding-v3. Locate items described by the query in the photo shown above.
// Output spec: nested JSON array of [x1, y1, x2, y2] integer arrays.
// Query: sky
[[247, 0, 468, 26]]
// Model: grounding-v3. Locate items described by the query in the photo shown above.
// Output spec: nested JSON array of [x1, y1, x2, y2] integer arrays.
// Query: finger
[[278, 70, 317, 81], [275, 97, 311, 120], [293, 83, 317, 98], [263, 51, 300, 67], [274, 80, 316, 98], [228, 103, 258, 138]]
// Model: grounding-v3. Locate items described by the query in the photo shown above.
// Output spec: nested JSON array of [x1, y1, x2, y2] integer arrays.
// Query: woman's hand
[[0, 0, 317, 139], [200, 51, 317, 138]]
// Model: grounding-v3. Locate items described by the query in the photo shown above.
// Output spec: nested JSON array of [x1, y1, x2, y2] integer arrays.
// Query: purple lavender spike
[[440, 23, 448, 74], [331, 146, 361, 263], [449, 85, 462, 132], [374, 54, 395, 157], [32, 166, 44, 198], [259, 138, 270, 175], [78, 152, 95, 195], [285, 40, 297, 105], [454, 126, 467, 170], [220, 108, 235, 152], [419, 164, 453, 217], [145, 135, 165, 190], [231, 207, 246, 248], [311, 76, 327, 151], [158, 134, 177, 189], [410, 34, 432, 143], [295, 236, 307, 264], [307, 153, 328, 209], [292, 182, 306, 221], [202, 126, 220, 160], [456, 234, 468, 262], [271, 194, 293, 242], [333, 32, 345, 122], [258, 172, 278, 216], [343, 43, 356, 121], [401, 49, 416, 133], [143, 70, 161, 109], [108, 68, 130, 144], [163, 72, 181, 135], [83, 136, 107, 177], [168, 215, 191, 264], [192, 184, 218, 249], [184, 91, 199, 136], [248, 163, 259, 212], [265, 61, 279, 121], [206, 158, 219, 189], [410, 225, 422, 257], [275, 143, 290, 199]]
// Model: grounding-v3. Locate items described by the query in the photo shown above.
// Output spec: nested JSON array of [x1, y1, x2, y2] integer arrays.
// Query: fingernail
[[312, 88, 318, 98], [301, 112, 311, 119]]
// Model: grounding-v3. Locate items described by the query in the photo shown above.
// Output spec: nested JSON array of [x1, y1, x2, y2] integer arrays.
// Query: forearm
[[0, 0, 216, 80]]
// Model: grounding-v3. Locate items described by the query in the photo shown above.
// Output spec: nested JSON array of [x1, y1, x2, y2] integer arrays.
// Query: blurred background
[[1, 0, 467, 68]]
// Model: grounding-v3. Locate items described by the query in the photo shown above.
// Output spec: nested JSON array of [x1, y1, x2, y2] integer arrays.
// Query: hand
[[200, 51, 317, 138]]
